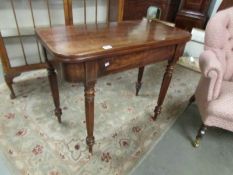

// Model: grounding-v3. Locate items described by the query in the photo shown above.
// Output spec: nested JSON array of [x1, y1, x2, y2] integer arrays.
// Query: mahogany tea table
[[36, 20, 191, 153]]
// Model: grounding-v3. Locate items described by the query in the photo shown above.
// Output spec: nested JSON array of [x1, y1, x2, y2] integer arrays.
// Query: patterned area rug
[[0, 63, 200, 175]]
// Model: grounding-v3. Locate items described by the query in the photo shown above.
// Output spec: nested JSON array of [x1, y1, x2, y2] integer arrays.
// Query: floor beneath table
[[0, 65, 233, 175]]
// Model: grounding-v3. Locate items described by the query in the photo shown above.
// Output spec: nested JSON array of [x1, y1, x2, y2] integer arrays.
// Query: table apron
[[99, 45, 175, 76], [62, 45, 176, 82]]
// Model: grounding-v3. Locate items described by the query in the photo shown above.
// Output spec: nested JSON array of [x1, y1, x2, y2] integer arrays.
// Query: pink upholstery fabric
[[195, 7, 233, 131], [199, 50, 223, 100]]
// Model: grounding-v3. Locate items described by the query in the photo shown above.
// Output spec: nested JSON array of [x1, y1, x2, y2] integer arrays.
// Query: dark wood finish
[[0, 32, 15, 99], [42, 47, 62, 123], [136, 67, 145, 96], [153, 44, 185, 120], [47, 68, 62, 123], [36, 22, 190, 62], [218, 0, 233, 11], [36, 20, 190, 153], [118, 0, 125, 22], [119, 0, 181, 22], [0, 33, 11, 72], [175, 0, 212, 31], [64, 0, 73, 25], [84, 61, 98, 154]]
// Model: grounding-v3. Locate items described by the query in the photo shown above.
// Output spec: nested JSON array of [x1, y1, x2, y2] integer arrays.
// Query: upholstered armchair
[[193, 7, 233, 147]]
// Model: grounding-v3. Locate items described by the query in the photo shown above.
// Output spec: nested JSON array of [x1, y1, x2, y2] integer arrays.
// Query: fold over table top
[[36, 20, 190, 63]]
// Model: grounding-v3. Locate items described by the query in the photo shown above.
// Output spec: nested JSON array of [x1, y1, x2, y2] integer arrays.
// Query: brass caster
[[193, 139, 200, 148]]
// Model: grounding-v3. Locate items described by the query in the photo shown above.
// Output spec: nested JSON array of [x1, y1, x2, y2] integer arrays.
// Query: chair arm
[[199, 50, 223, 101]]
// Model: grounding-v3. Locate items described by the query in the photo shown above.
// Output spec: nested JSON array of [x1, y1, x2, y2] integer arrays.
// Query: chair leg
[[193, 123, 208, 148], [4, 75, 16, 99]]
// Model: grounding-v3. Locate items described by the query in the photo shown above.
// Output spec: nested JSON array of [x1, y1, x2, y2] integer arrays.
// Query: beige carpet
[[0, 63, 200, 175]]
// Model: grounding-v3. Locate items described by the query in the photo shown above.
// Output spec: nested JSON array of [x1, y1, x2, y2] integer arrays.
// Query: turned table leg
[[153, 44, 185, 120], [84, 82, 95, 153], [136, 66, 145, 96], [47, 68, 62, 123], [153, 61, 174, 120], [84, 61, 97, 153], [43, 47, 62, 123]]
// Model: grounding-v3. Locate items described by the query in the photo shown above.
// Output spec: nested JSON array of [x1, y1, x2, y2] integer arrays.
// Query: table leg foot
[[55, 108, 62, 123], [86, 136, 95, 154], [153, 105, 162, 121], [135, 67, 145, 96], [135, 82, 142, 96]]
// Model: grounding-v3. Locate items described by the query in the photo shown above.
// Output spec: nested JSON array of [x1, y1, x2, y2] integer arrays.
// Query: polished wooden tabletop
[[36, 20, 190, 63]]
